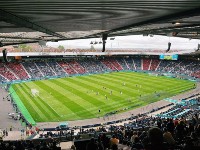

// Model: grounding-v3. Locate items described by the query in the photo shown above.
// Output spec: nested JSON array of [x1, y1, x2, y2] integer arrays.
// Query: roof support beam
[[90, 7, 200, 38], [0, 36, 41, 40], [0, 9, 66, 39]]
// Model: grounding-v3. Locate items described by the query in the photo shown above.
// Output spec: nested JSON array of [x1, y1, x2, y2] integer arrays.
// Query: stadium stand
[[0, 63, 17, 81], [142, 58, 151, 70], [57, 61, 77, 75], [110, 59, 124, 71], [70, 60, 86, 74], [35, 62, 56, 77], [0, 74, 7, 83], [101, 59, 118, 71], [124, 57, 136, 70], [0, 57, 200, 83], [22, 62, 44, 79], [78, 59, 110, 73], [1, 1, 200, 149], [47, 61, 67, 77], [116, 58, 129, 70], [133, 58, 142, 70], [149, 59, 160, 71], [6, 62, 29, 80]]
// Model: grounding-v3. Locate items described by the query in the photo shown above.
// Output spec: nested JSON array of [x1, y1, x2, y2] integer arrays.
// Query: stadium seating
[[110, 59, 123, 70], [22, 62, 44, 79], [192, 70, 200, 78], [133, 58, 142, 70], [0, 63, 17, 81], [0, 57, 200, 83], [47, 61, 67, 77], [116, 58, 129, 70], [69, 60, 86, 74], [149, 59, 160, 71], [6, 62, 29, 80], [35, 62, 56, 77], [156, 60, 200, 78], [124, 57, 136, 70], [101, 59, 118, 71], [57, 61, 77, 75], [78, 59, 109, 73], [1, 57, 200, 150], [142, 58, 151, 70], [0, 74, 7, 83]]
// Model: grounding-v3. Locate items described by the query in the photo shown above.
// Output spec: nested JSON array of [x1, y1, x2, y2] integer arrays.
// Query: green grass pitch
[[11, 72, 195, 122]]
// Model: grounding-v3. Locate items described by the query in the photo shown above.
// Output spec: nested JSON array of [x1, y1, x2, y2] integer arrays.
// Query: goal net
[[148, 72, 158, 77], [31, 89, 39, 97]]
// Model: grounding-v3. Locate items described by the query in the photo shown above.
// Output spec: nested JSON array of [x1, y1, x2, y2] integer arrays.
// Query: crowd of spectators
[[0, 63, 17, 81], [116, 58, 129, 70], [35, 62, 56, 77], [6, 62, 29, 80], [157, 60, 200, 78], [0, 139, 61, 150], [83, 110, 200, 150], [78, 59, 110, 74], [47, 61, 67, 77], [11, 99, 197, 150], [22, 62, 44, 79], [0, 57, 200, 83], [58, 61, 77, 75]]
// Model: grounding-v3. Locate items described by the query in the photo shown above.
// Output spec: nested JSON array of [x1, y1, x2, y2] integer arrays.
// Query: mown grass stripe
[[38, 80, 96, 119], [52, 79, 117, 115], [21, 84, 54, 121], [24, 83, 61, 120], [13, 84, 45, 121], [34, 81, 83, 120], [27, 81, 73, 117], [12, 72, 195, 122]]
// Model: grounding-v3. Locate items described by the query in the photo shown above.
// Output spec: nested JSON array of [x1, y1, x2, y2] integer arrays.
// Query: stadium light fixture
[[172, 22, 181, 25]]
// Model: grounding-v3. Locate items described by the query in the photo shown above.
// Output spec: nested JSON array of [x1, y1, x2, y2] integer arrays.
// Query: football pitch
[[11, 72, 195, 122]]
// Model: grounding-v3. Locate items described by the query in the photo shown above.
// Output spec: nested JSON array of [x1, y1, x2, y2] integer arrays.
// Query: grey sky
[[47, 35, 200, 52]]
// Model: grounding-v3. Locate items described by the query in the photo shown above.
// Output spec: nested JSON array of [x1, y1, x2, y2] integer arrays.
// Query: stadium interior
[[0, 0, 200, 150]]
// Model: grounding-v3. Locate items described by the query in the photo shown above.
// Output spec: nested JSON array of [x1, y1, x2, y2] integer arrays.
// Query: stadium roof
[[0, 0, 200, 46]]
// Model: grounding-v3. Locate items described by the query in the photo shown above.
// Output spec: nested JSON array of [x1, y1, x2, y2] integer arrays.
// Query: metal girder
[[0, 36, 42, 40], [2, 40, 39, 46], [107, 23, 200, 37], [91, 7, 200, 38], [0, 9, 66, 39]]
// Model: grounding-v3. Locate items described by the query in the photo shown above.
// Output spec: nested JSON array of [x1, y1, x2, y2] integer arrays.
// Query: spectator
[[175, 121, 186, 141], [86, 138, 98, 150], [110, 135, 119, 148], [131, 137, 143, 150], [163, 127, 176, 146], [146, 127, 168, 150], [111, 144, 118, 150], [166, 118, 175, 134]]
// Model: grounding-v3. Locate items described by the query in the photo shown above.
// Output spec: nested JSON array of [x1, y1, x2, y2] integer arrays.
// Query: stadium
[[0, 1, 200, 150]]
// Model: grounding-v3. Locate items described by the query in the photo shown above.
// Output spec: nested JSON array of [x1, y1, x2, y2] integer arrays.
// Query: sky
[[47, 35, 200, 52]]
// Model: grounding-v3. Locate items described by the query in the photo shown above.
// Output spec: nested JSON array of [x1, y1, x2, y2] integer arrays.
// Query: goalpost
[[31, 89, 39, 97], [148, 72, 158, 77]]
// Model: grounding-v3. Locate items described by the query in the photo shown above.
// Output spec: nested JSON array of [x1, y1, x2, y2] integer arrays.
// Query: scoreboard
[[159, 54, 178, 60]]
